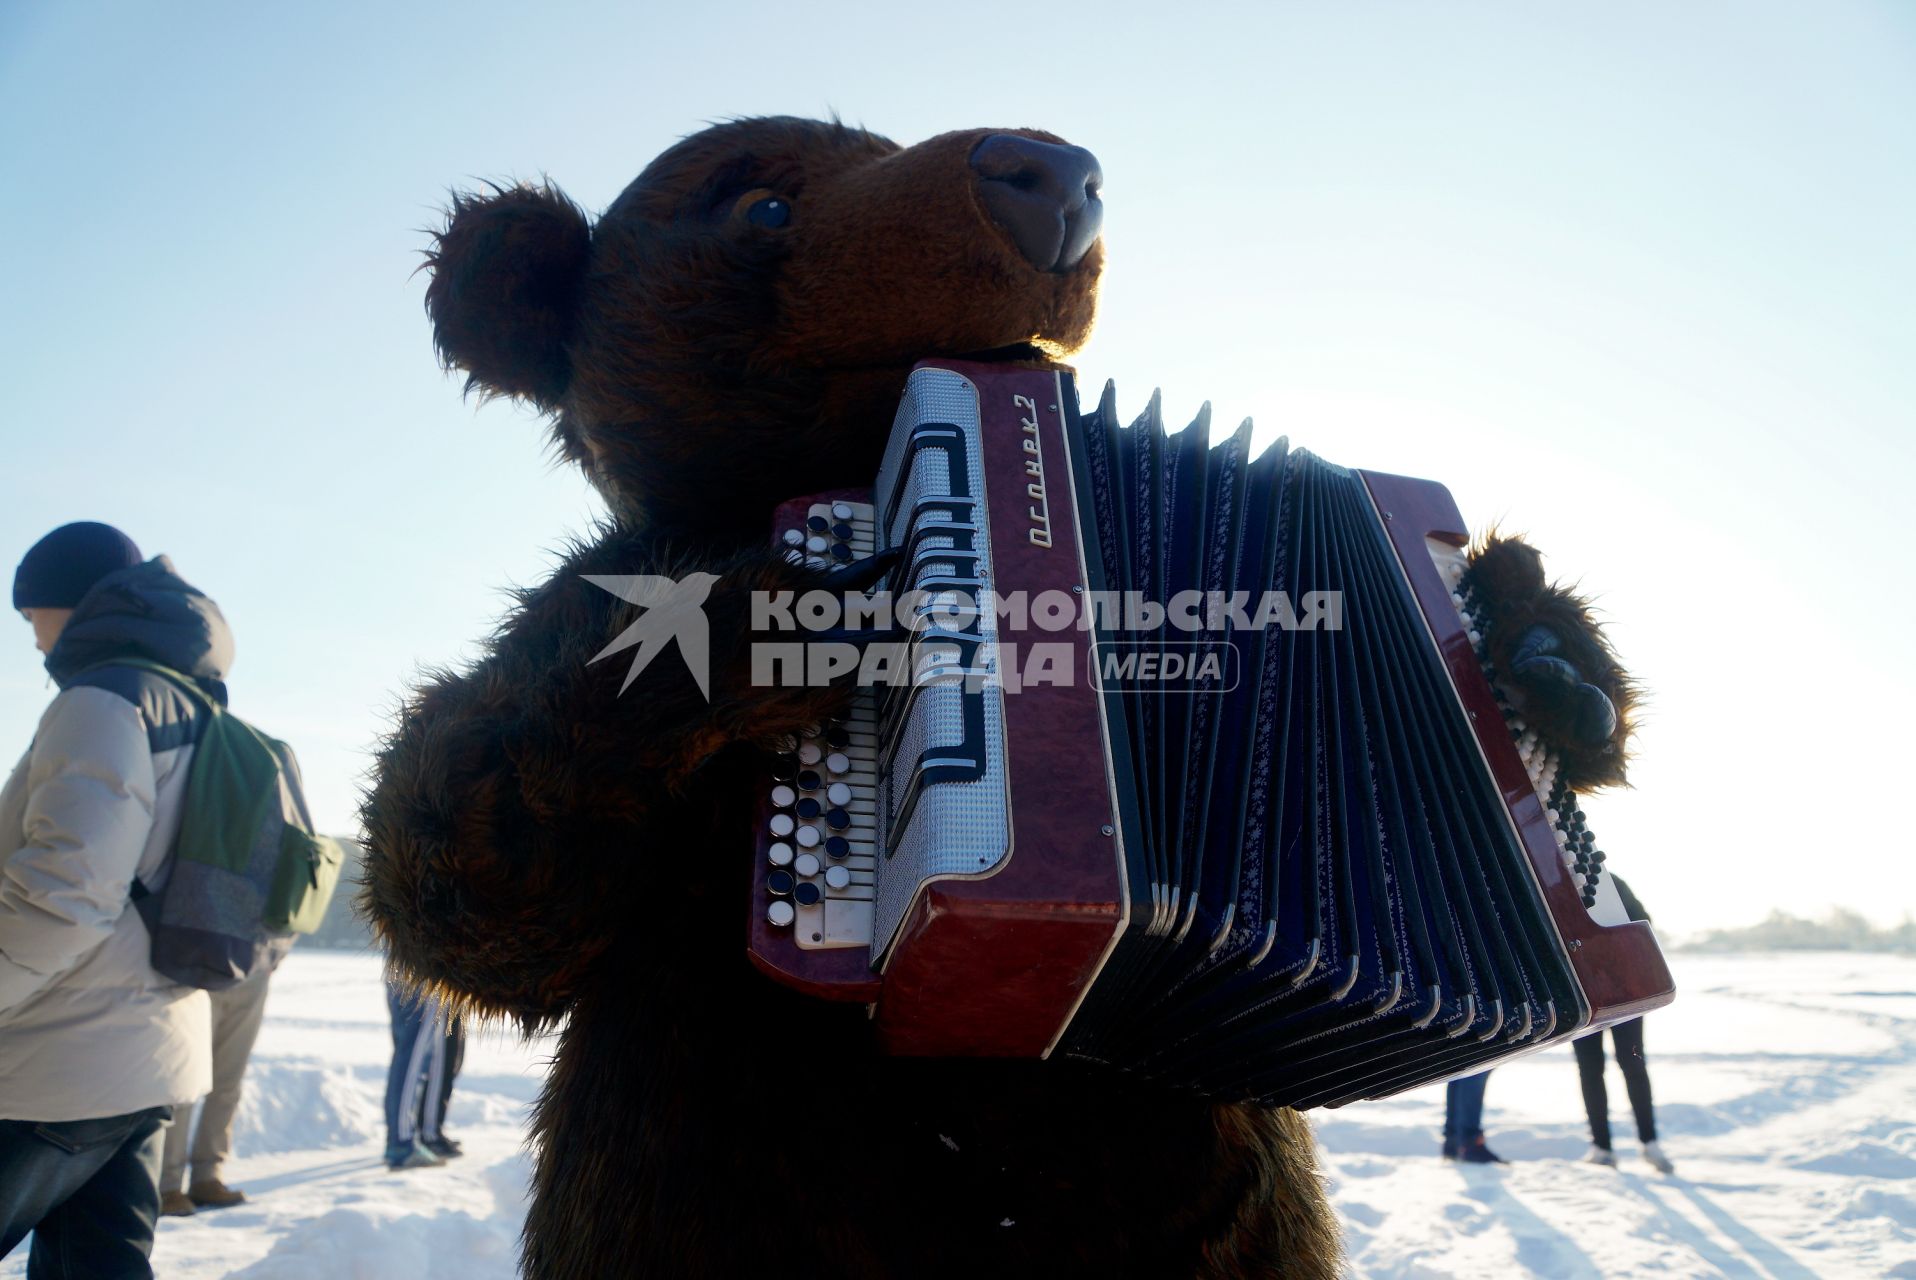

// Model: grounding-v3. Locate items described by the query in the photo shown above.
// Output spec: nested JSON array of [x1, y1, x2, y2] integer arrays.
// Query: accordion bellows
[[749, 361, 1671, 1109]]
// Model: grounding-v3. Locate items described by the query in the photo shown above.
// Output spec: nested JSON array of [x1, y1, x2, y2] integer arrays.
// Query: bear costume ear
[[424, 182, 592, 406]]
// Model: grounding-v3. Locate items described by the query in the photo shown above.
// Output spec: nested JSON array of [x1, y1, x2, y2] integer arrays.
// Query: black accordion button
[[831, 522, 854, 541], [825, 808, 851, 831], [825, 836, 851, 858], [797, 770, 821, 792], [767, 870, 796, 896], [808, 515, 829, 532], [796, 797, 822, 820], [794, 882, 823, 907], [825, 726, 851, 749]]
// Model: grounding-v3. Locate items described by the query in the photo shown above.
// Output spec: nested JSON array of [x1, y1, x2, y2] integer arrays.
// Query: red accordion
[[747, 359, 1672, 1108]]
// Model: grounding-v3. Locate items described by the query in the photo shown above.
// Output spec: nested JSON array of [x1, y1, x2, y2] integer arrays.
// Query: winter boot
[[188, 1177, 247, 1209], [385, 1138, 444, 1170], [1458, 1135, 1506, 1164]]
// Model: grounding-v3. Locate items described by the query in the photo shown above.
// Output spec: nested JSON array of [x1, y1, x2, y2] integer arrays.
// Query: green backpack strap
[[83, 657, 283, 875]]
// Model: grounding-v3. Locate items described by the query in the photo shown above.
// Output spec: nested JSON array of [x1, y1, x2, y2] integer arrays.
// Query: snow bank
[[4, 950, 1910, 1277]]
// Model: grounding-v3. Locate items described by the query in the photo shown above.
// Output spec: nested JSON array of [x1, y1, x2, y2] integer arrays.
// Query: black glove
[[1508, 624, 1618, 746]]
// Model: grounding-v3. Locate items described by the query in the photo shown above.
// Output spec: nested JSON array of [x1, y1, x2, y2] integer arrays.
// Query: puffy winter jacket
[[0, 557, 234, 1121]]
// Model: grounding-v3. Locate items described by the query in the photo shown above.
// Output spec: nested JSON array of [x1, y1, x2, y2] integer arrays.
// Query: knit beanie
[[12, 522, 145, 610]]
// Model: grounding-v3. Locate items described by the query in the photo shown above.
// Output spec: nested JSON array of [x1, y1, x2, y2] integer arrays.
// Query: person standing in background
[[1442, 1070, 1504, 1163], [383, 979, 466, 1169], [1576, 875, 1674, 1174], [157, 955, 284, 1216], [0, 524, 227, 1276]]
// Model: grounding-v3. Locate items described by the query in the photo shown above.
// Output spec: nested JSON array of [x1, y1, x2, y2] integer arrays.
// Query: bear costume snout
[[970, 133, 1105, 273], [424, 116, 1104, 540]]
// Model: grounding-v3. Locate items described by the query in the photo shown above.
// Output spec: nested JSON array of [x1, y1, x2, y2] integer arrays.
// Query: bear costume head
[[423, 117, 1103, 539], [366, 114, 1634, 1279]]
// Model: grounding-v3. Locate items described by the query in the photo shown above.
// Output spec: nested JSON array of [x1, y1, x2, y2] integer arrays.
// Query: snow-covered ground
[[6, 950, 1911, 1278], [1318, 952, 1916, 1278]]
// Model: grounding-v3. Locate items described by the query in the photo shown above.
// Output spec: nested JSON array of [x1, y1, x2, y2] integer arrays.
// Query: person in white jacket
[[0, 522, 228, 1278]]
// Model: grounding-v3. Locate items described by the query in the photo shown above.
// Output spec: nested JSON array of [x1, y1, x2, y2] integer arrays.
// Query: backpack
[[101, 658, 345, 990]]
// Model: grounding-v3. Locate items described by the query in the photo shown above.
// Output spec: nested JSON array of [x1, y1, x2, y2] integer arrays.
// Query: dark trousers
[[0, 1106, 171, 1279], [1443, 1070, 1491, 1145], [1574, 1016, 1656, 1148], [384, 984, 464, 1148]]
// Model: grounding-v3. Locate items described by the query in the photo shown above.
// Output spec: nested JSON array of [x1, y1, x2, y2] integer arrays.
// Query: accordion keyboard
[[1427, 537, 1630, 929], [766, 501, 882, 950]]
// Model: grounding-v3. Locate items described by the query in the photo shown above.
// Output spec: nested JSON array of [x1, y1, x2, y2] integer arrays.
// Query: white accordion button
[[794, 852, 821, 878], [769, 814, 795, 838], [796, 826, 821, 848], [806, 535, 829, 554], [767, 900, 796, 928], [768, 841, 794, 867], [798, 743, 823, 766], [825, 752, 851, 775], [770, 785, 796, 809], [824, 865, 852, 891], [782, 529, 804, 547], [832, 502, 855, 520], [826, 782, 853, 807]]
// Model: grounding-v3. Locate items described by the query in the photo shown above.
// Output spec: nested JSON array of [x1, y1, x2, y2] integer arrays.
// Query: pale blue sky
[[2, 2, 1910, 937]]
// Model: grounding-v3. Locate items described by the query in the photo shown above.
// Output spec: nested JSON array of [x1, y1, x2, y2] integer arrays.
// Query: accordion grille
[[870, 367, 1013, 963]]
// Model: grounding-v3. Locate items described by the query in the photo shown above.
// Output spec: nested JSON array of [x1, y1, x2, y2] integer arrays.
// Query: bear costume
[[361, 117, 1635, 1279]]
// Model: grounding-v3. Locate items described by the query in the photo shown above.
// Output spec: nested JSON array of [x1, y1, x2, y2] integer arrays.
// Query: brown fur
[[1464, 532, 1638, 790], [362, 115, 1626, 1279]]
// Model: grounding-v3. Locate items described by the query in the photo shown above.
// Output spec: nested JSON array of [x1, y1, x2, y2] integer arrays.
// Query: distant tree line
[[300, 836, 377, 952], [1682, 907, 1916, 953]]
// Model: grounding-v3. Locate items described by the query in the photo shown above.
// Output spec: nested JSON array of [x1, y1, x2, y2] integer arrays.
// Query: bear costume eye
[[744, 195, 792, 229]]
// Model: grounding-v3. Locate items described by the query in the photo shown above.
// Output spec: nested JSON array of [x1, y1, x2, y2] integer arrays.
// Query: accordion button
[[782, 529, 805, 547], [796, 826, 822, 848], [798, 743, 823, 766], [826, 783, 853, 807], [825, 865, 852, 891], [825, 727, 851, 749], [808, 515, 830, 533], [806, 535, 829, 554], [831, 522, 854, 541], [796, 798, 823, 820], [794, 853, 821, 878], [826, 808, 851, 831], [795, 882, 823, 907], [768, 870, 796, 896], [830, 543, 853, 562], [826, 836, 851, 858], [768, 842, 794, 867], [825, 752, 851, 774], [769, 814, 796, 838], [770, 785, 796, 809], [772, 752, 798, 776], [767, 900, 796, 928], [832, 502, 854, 520], [797, 770, 822, 791]]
